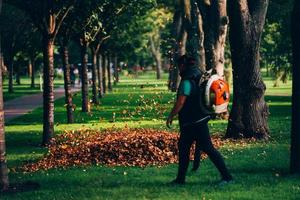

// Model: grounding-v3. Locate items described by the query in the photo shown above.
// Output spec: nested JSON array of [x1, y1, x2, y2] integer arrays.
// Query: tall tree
[[0, 0, 9, 191], [24, 28, 42, 89], [57, 9, 77, 124], [184, 0, 206, 71], [113, 55, 119, 84], [9, 0, 74, 145], [107, 53, 112, 92], [261, 0, 293, 84], [226, 0, 270, 139], [90, 45, 100, 104], [170, 0, 187, 92], [72, 1, 104, 112], [102, 53, 107, 94], [97, 53, 104, 98], [90, 35, 109, 103], [170, 0, 229, 89], [1, 4, 28, 93], [58, 34, 74, 123], [290, 0, 300, 173], [145, 8, 172, 79], [197, 0, 229, 76]]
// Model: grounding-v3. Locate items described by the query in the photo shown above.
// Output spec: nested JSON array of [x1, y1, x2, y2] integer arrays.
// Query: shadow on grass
[[1, 181, 40, 195]]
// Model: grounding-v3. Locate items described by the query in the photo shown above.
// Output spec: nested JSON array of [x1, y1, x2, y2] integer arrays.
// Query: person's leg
[[192, 141, 201, 171], [175, 130, 194, 183], [197, 123, 232, 181]]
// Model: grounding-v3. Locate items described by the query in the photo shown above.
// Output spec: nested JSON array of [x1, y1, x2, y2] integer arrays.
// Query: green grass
[[1, 71, 299, 200], [3, 76, 64, 101]]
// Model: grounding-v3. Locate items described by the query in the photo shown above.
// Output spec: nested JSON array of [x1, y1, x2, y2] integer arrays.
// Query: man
[[166, 55, 233, 184]]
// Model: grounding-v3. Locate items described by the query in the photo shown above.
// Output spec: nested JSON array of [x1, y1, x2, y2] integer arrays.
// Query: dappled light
[[0, 0, 299, 199]]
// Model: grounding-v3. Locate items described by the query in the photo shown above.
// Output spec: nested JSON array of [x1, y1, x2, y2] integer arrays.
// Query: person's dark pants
[[176, 122, 232, 182], [192, 142, 201, 171]]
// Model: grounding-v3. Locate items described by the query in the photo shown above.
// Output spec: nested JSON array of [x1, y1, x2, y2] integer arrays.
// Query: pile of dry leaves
[[21, 128, 224, 172]]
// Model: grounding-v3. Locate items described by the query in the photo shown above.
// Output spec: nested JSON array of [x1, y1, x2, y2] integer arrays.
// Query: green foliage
[[260, 0, 293, 86], [0, 3, 29, 61], [261, 21, 292, 86], [98, 1, 173, 68], [100, 0, 159, 66]]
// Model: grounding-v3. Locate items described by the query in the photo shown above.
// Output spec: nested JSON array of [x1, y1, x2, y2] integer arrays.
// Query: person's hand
[[166, 115, 173, 129]]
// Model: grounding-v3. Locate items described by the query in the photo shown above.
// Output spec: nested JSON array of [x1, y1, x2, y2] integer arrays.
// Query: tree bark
[[17, 0, 72, 145], [42, 37, 55, 145], [0, 0, 9, 190], [186, 0, 206, 71], [97, 53, 103, 98], [113, 55, 119, 84], [226, 0, 270, 139], [102, 54, 107, 94], [60, 45, 74, 123], [30, 56, 35, 88], [15, 65, 21, 85], [91, 48, 98, 104], [107, 54, 112, 92], [290, 0, 300, 174], [80, 41, 90, 112], [168, 50, 174, 90], [7, 57, 13, 93], [198, 0, 228, 76], [28, 59, 32, 78], [149, 36, 162, 79], [171, 3, 187, 92]]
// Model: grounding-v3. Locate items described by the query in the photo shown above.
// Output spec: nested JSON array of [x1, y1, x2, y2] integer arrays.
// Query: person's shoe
[[191, 167, 199, 172], [169, 178, 185, 185], [217, 179, 234, 186]]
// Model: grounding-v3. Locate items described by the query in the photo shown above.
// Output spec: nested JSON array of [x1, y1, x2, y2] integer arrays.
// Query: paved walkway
[[4, 86, 81, 121]]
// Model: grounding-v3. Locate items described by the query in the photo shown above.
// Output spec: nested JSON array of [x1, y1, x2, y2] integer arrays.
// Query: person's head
[[177, 55, 196, 77]]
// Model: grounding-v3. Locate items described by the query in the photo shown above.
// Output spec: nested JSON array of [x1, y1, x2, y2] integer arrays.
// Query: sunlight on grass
[[2, 71, 299, 200]]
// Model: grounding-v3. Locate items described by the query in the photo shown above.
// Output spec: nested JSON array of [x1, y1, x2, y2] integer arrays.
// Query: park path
[[4, 86, 81, 121]]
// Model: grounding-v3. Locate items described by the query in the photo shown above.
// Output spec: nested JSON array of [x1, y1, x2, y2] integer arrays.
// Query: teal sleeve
[[178, 80, 192, 96]]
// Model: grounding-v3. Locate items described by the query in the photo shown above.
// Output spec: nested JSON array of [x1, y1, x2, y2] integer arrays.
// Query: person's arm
[[166, 95, 187, 128]]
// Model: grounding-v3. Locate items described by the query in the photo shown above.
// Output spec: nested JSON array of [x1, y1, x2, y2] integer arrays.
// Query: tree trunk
[[168, 51, 173, 90], [97, 53, 103, 98], [28, 59, 32, 78], [226, 0, 269, 139], [15, 65, 21, 85], [80, 41, 90, 112], [290, 0, 300, 174], [30, 56, 35, 88], [155, 56, 162, 80], [198, 0, 228, 76], [7, 58, 13, 93], [107, 54, 112, 92], [91, 49, 98, 104], [113, 55, 119, 84], [149, 36, 162, 79], [171, 3, 187, 92], [102, 54, 107, 94], [60, 45, 74, 123], [0, 0, 9, 190], [42, 37, 55, 145], [186, 0, 206, 71]]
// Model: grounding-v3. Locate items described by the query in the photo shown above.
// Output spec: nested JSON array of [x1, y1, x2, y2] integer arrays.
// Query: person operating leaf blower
[[166, 55, 233, 185]]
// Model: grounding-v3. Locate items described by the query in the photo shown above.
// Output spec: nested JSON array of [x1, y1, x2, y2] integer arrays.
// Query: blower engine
[[202, 74, 230, 114]]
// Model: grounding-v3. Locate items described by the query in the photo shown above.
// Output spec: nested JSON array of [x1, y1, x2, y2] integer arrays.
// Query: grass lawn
[[3, 76, 64, 101], [1, 71, 300, 200]]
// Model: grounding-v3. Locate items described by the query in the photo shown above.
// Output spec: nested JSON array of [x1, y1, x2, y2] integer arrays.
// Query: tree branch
[[149, 35, 158, 56], [53, 5, 73, 39]]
